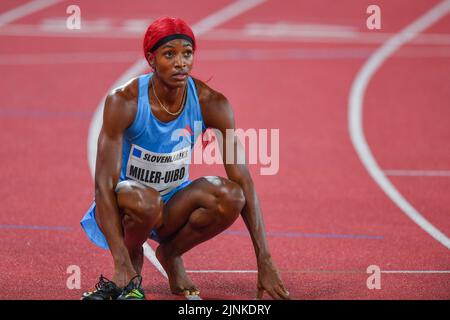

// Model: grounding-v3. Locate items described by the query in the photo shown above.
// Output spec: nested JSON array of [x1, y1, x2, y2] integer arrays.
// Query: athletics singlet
[[80, 73, 206, 249], [121, 73, 205, 196]]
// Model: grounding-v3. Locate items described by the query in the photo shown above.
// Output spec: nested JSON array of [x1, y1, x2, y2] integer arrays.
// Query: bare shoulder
[[192, 77, 234, 129], [192, 77, 229, 108], [103, 77, 140, 135]]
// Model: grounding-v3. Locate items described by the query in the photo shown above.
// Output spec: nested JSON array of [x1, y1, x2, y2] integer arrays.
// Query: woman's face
[[148, 39, 194, 88]]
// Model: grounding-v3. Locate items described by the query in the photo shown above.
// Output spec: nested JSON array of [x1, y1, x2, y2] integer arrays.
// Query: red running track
[[0, 0, 449, 299]]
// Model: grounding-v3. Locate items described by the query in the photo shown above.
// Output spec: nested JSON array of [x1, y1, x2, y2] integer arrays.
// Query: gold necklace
[[152, 77, 187, 116]]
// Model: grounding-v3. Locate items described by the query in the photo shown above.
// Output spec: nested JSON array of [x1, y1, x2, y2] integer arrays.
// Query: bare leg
[[155, 176, 245, 295], [114, 180, 163, 285]]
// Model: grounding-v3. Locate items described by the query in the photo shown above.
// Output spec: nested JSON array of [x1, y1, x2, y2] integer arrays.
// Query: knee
[[215, 179, 246, 223], [116, 180, 163, 226]]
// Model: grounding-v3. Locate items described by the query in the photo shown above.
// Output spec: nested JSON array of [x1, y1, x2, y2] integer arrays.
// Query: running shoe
[[81, 274, 122, 300], [117, 275, 146, 300]]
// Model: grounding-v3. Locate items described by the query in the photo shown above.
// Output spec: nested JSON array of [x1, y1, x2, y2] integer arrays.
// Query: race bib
[[126, 145, 190, 195]]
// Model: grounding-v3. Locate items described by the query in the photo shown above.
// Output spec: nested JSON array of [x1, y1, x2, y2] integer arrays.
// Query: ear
[[146, 52, 156, 70]]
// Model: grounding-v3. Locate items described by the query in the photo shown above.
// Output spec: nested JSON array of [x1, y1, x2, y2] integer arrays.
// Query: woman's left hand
[[256, 258, 291, 300]]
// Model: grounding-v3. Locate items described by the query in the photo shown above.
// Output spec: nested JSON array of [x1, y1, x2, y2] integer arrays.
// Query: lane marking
[[186, 269, 450, 274], [188, 270, 257, 273], [5, 46, 450, 65], [142, 243, 167, 278], [192, 0, 266, 35], [87, 0, 268, 300], [381, 270, 450, 274], [3, 22, 450, 46], [0, 51, 139, 65], [202, 28, 450, 45], [384, 170, 450, 177], [223, 230, 383, 239], [348, 0, 450, 250], [0, 108, 93, 118], [0, 0, 61, 28], [0, 224, 72, 231]]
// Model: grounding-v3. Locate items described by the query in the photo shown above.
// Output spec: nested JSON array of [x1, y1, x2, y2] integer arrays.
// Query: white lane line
[[142, 243, 167, 278], [384, 170, 450, 177], [190, 0, 265, 35], [5, 46, 450, 65], [348, 0, 450, 250], [381, 270, 450, 274], [0, 51, 139, 64], [0, 0, 60, 28], [87, 0, 267, 299], [3, 22, 450, 46], [188, 270, 257, 273], [186, 269, 450, 274]]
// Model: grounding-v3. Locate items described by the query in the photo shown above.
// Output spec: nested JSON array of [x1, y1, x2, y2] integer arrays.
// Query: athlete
[[80, 17, 290, 300]]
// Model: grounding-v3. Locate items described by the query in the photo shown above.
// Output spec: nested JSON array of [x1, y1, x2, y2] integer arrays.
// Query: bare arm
[[202, 93, 270, 262], [94, 85, 137, 274], [197, 80, 290, 300]]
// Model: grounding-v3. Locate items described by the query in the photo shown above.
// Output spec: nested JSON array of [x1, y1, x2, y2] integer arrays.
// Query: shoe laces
[[123, 275, 143, 292], [95, 274, 113, 291]]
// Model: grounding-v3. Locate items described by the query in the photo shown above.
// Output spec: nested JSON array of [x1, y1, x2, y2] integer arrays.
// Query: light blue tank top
[[120, 73, 206, 196]]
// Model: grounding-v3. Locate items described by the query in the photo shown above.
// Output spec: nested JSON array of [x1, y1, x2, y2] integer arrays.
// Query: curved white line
[[0, 0, 60, 28], [349, 0, 450, 249], [87, 59, 147, 177]]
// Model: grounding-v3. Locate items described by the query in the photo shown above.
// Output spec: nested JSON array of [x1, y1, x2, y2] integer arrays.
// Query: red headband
[[143, 17, 196, 60]]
